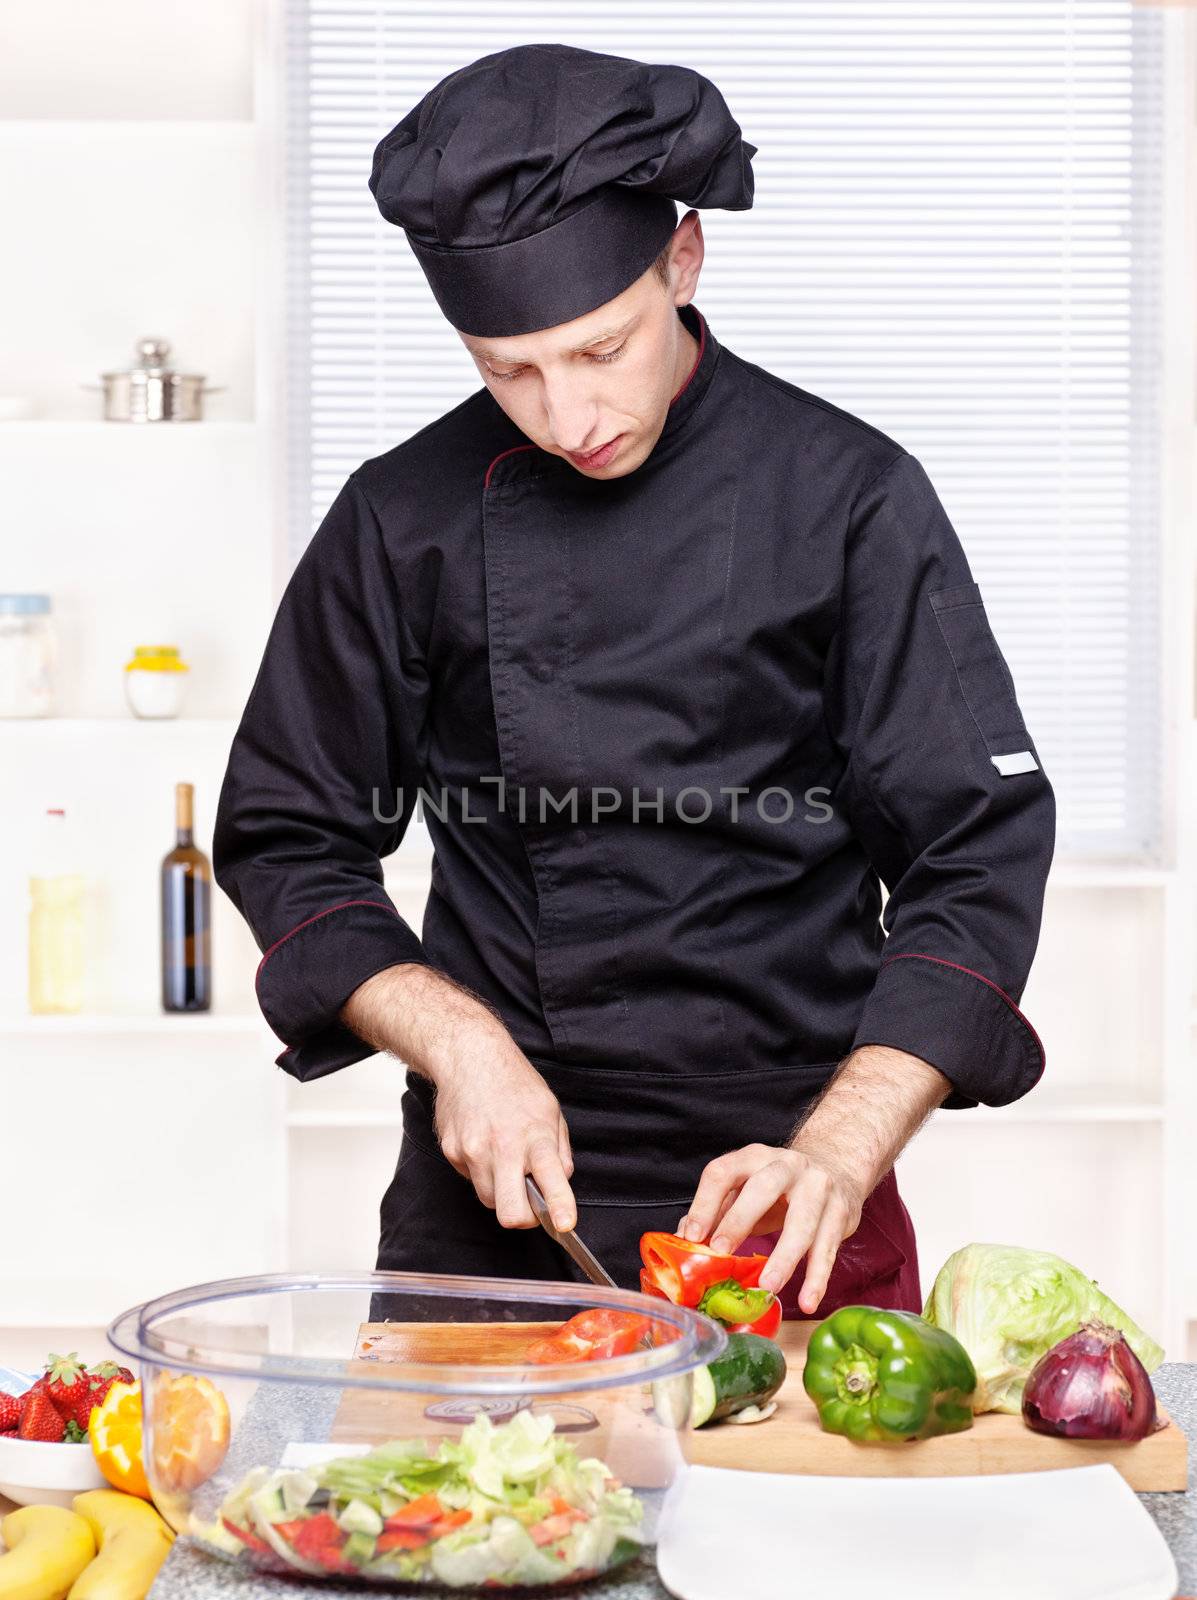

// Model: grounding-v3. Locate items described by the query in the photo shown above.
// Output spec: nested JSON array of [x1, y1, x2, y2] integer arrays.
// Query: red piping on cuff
[[255, 900, 398, 987], [669, 308, 706, 405], [880, 952, 1046, 1076], [484, 443, 537, 490]]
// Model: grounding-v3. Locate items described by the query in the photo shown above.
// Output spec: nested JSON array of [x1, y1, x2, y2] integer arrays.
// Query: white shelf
[[0, 717, 238, 732], [942, 1089, 1164, 1126], [1047, 863, 1174, 890], [287, 1109, 404, 1130], [0, 1011, 262, 1036], [0, 420, 256, 435], [0, 119, 255, 133]]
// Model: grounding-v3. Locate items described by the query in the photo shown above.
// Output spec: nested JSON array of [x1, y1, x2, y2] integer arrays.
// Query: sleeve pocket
[[928, 582, 1036, 768]]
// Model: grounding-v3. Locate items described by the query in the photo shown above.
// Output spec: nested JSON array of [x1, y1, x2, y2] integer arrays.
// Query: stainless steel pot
[[88, 338, 224, 422]]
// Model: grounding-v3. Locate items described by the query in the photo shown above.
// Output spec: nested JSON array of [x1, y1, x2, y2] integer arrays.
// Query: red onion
[[1022, 1320, 1160, 1441]]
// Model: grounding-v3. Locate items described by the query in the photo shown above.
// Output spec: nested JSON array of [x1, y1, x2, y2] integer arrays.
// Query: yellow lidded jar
[[124, 646, 190, 719]]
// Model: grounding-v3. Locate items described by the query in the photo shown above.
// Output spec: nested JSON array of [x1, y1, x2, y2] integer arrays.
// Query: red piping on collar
[[255, 899, 397, 986], [880, 952, 1046, 1076], [670, 308, 706, 405], [484, 442, 537, 491]]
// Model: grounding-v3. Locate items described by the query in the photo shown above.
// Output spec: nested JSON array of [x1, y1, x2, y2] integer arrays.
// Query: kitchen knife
[[525, 1174, 618, 1289]]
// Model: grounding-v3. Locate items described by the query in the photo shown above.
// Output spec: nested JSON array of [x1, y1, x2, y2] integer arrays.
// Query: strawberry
[[42, 1354, 133, 1432], [18, 1388, 65, 1442], [83, 1360, 134, 1414], [91, 1360, 134, 1385], [0, 1393, 22, 1431], [42, 1352, 93, 1429]]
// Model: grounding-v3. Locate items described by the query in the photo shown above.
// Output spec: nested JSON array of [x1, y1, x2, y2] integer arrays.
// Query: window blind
[[284, 0, 1165, 857]]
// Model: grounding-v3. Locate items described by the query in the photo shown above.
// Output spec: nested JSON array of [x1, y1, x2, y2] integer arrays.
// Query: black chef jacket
[[214, 301, 1055, 1267]]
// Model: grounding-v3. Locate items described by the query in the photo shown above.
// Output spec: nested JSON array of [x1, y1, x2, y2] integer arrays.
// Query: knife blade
[[525, 1174, 618, 1289]]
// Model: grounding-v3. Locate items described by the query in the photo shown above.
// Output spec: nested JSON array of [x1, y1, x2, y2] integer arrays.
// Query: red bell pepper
[[526, 1308, 650, 1364], [431, 1509, 472, 1537], [275, 1513, 343, 1554], [696, 1279, 783, 1338], [384, 1493, 447, 1529], [222, 1517, 272, 1555], [640, 1232, 767, 1307], [376, 1527, 432, 1552], [274, 1512, 353, 1570]]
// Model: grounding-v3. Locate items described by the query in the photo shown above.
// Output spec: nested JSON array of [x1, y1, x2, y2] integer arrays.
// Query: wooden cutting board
[[334, 1320, 1187, 1492], [688, 1323, 1187, 1490]]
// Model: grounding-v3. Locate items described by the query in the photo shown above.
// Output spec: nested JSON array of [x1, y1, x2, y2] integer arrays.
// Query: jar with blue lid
[[0, 594, 56, 717]]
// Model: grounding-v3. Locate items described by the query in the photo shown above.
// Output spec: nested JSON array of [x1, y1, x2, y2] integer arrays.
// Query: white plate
[[0, 1434, 107, 1509], [657, 1463, 1178, 1600]]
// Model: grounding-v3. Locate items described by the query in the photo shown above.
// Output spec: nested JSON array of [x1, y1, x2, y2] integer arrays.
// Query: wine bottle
[[161, 781, 212, 1013]]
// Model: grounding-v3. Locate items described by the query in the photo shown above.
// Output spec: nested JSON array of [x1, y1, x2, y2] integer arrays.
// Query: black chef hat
[[368, 43, 757, 337]]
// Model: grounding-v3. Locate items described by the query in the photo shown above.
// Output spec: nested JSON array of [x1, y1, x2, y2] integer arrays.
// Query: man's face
[[457, 216, 704, 478]]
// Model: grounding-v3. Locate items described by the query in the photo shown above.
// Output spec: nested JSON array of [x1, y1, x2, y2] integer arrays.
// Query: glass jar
[[28, 808, 87, 1015], [124, 645, 190, 719], [0, 594, 56, 717]]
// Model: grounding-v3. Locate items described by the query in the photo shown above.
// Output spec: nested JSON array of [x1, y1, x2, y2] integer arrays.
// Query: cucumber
[[691, 1332, 787, 1427]]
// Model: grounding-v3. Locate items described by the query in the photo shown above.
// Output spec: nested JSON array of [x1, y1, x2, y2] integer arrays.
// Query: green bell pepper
[[803, 1305, 977, 1443]]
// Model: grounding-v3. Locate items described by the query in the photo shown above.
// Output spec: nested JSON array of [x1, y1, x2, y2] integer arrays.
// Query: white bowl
[[0, 1434, 107, 1508]]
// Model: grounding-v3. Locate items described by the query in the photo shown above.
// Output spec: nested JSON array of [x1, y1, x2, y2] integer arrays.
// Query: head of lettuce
[[923, 1243, 1164, 1414]]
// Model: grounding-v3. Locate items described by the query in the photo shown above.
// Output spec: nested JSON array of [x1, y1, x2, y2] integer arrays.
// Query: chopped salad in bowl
[[208, 1409, 645, 1587]]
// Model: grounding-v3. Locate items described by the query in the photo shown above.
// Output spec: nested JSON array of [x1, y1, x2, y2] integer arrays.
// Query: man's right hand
[[341, 963, 577, 1233]]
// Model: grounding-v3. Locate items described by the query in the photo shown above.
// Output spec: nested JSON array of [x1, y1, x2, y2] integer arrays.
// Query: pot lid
[[101, 337, 204, 385]]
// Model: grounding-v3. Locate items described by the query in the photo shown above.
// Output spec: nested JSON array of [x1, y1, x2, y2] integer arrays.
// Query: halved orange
[[90, 1380, 151, 1500], [150, 1373, 231, 1493]]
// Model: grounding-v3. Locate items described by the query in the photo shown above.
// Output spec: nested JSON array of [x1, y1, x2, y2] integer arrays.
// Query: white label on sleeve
[[991, 750, 1039, 776]]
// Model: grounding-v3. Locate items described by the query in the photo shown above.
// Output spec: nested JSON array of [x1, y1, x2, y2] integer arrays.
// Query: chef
[[214, 43, 1055, 1318]]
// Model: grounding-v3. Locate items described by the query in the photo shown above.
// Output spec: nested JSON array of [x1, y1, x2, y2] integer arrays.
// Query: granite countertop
[[148, 1364, 1197, 1600]]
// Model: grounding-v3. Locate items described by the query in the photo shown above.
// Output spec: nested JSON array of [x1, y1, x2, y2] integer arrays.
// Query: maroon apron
[[739, 1167, 921, 1317]]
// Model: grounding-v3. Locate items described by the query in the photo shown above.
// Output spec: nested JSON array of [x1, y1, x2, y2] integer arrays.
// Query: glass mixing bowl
[[107, 1270, 726, 1590]]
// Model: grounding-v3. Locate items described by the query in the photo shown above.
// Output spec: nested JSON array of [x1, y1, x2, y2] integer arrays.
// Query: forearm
[[340, 962, 507, 1084], [341, 962, 577, 1230], [790, 1044, 951, 1198]]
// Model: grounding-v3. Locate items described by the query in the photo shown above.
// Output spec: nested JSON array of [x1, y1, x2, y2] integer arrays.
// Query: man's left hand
[[676, 1143, 865, 1312]]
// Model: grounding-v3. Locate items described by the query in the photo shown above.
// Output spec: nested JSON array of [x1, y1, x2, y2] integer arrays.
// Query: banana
[[67, 1493, 174, 1600], [0, 1505, 96, 1600]]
